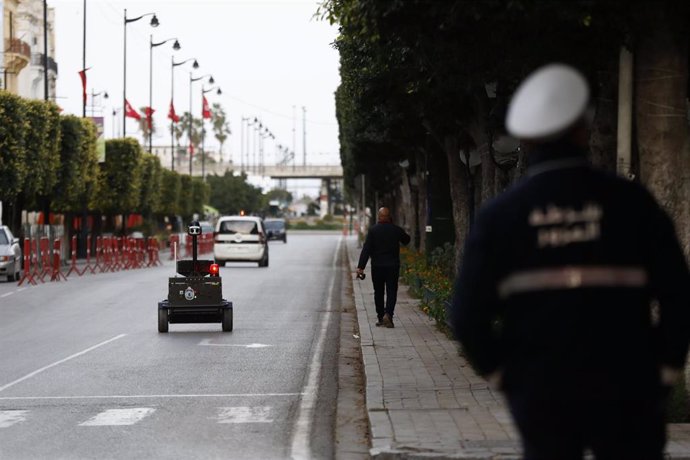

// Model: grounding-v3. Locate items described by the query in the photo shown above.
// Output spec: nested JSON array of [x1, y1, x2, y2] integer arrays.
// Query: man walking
[[357, 207, 410, 328], [451, 63, 690, 459]]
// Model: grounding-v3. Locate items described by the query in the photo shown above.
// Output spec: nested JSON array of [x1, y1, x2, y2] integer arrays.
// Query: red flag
[[78, 68, 89, 105], [167, 100, 180, 123], [202, 95, 211, 119], [124, 99, 141, 120], [189, 143, 195, 156], [144, 107, 155, 130]]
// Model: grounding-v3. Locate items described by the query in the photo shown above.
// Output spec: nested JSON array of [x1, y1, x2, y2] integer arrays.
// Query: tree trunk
[[635, 7, 690, 254], [415, 149, 428, 253], [444, 135, 471, 267]]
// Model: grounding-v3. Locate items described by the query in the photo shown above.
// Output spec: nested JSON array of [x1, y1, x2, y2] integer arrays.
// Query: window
[[0, 230, 8, 245], [219, 220, 258, 235]]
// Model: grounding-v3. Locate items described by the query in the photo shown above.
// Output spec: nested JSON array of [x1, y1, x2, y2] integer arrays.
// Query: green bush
[[0, 91, 28, 202], [94, 138, 143, 214], [401, 247, 453, 327]]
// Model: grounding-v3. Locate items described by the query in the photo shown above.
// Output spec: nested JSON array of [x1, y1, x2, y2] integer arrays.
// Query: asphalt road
[[0, 232, 345, 460]]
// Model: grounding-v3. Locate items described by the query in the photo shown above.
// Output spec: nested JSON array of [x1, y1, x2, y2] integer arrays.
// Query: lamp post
[[148, 35, 180, 154], [123, 8, 158, 137], [170, 58, 198, 171], [90, 89, 108, 116], [189, 73, 214, 175], [200, 86, 222, 180]]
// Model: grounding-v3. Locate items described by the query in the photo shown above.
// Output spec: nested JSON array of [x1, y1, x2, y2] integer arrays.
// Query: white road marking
[[0, 410, 28, 428], [198, 339, 272, 348], [79, 408, 155, 426], [290, 235, 342, 460], [0, 292, 14, 298], [216, 406, 273, 424], [0, 334, 127, 393], [0, 393, 304, 401], [17, 288, 26, 293]]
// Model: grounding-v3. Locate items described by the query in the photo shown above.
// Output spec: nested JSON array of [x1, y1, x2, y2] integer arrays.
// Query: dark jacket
[[451, 143, 690, 399], [358, 222, 411, 269]]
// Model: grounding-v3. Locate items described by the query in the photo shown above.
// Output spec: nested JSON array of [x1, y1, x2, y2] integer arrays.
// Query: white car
[[0, 226, 21, 282], [213, 216, 269, 267]]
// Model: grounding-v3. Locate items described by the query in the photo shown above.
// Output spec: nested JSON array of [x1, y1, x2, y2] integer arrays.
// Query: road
[[0, 232, 345, 460]]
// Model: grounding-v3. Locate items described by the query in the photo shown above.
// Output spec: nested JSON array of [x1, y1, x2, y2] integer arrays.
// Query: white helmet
[[506, 63, 589, 141]]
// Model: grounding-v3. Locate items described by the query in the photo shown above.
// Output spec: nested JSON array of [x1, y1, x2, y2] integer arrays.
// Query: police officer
[[357, 207, 411, 328], [451, 63, 690, 459]]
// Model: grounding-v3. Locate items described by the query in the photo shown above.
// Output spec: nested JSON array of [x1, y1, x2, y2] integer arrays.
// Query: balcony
[[4, 38, 31, 74], [31, 53, 59, 75]]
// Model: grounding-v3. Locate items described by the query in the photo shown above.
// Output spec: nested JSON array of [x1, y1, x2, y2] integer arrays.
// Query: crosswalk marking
[[216, 406, 273, 424], [79, 408, 156, 426], [0, 410, 28, 428]]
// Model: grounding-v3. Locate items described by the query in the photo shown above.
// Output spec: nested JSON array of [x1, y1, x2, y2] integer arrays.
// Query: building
[[2, 0, 57, 100]]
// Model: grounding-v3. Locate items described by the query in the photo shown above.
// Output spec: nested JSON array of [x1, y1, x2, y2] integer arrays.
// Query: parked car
[[213, 216, 269, 267], [264, 218, 287, 243], [0, 226, 22, 282]]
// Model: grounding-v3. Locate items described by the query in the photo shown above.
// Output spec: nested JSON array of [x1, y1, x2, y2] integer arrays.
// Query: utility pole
[[302, 106, 306, 167], [44, 0, 49, 101], [292, 105, 296, 168]]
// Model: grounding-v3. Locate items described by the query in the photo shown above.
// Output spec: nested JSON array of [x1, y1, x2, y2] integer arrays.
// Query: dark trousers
[[371, 265, 400, 320], [505, 391, 666, 460]]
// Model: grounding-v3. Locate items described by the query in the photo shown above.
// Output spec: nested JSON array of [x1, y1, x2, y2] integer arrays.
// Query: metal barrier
[[17, 238, 37, 286], [50, 239, 67, 282]]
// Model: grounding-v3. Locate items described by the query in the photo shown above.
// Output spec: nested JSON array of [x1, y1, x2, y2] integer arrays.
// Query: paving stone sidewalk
[[346, 237, 690, 459]]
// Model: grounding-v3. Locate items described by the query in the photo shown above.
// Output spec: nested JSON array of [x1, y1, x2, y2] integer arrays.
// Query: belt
[[498, 266, 648, 299]]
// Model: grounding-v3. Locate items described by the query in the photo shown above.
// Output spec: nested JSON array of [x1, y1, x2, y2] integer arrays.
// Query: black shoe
[[375, 318, 384, 327]]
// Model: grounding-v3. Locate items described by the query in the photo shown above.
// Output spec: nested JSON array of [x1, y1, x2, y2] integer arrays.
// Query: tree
[[138, 154, 163, 216], [206, 171, 262, 215], [0, 92, 27, 233], [23, 100, 61, 212], [177, 174, 194, 219], [94, 139, 143, 232], [191, 177, 210, 217], [211, 103, 231, 162], [156, 169, 181, 217], [54, 116, 99, 212]]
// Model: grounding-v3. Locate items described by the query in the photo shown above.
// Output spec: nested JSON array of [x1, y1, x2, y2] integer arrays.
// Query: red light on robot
[[210, 263, 220, 276]]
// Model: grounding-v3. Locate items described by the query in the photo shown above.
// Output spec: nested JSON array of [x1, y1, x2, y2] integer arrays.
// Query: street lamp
[[123, 8, 158, 137], [170, 58, 198, 171], [200, 85, 221, 179], [89, 89, 108, 116], [189, 73, 213, 175], [149, 36, 180, 154]]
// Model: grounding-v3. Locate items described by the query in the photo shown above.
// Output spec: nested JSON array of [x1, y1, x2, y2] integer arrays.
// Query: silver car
[[0, 226, 21, 282]]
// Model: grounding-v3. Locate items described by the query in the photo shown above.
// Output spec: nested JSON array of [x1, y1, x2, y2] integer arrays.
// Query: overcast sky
[[51, 0, 341, 194]]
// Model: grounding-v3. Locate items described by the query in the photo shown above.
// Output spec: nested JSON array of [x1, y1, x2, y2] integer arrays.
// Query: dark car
[[264, 218, 287, 243], [0, 226, 21, 282]]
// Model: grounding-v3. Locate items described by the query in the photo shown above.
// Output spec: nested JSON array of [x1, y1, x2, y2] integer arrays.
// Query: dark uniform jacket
[[451, 144, 690, 399], [358, 222, 411, 268]]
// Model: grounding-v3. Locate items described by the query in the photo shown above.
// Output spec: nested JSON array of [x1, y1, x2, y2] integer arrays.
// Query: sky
[[51, 0, 341, 196]]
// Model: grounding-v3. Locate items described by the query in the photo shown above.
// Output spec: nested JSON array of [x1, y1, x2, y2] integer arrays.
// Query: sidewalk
[[345, 237, 690, 459]]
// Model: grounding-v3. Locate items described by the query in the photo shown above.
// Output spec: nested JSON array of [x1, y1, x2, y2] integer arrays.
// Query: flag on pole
[[144, 107, 155, 130], [189, 143, 195, 156], [202, 95, 211, 119], [78, 68, 90, 105], [124, 99, 141, 120], [168, 100, 180, 123]]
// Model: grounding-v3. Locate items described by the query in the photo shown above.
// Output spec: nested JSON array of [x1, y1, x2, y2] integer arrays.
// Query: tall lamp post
[[170, 57, 198, 171], [123, 8, 158, 137], [149, 35, 180, 154], [89, 89, 108, 116], [188, 73, 214, 175], [201, 86, 222, 180]]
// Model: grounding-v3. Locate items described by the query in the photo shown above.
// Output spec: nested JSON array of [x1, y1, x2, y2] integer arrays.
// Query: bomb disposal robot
[[158, 221, 233, 332]]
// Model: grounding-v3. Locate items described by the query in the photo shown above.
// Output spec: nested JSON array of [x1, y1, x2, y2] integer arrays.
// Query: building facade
[[2, 0, 57, 100]]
